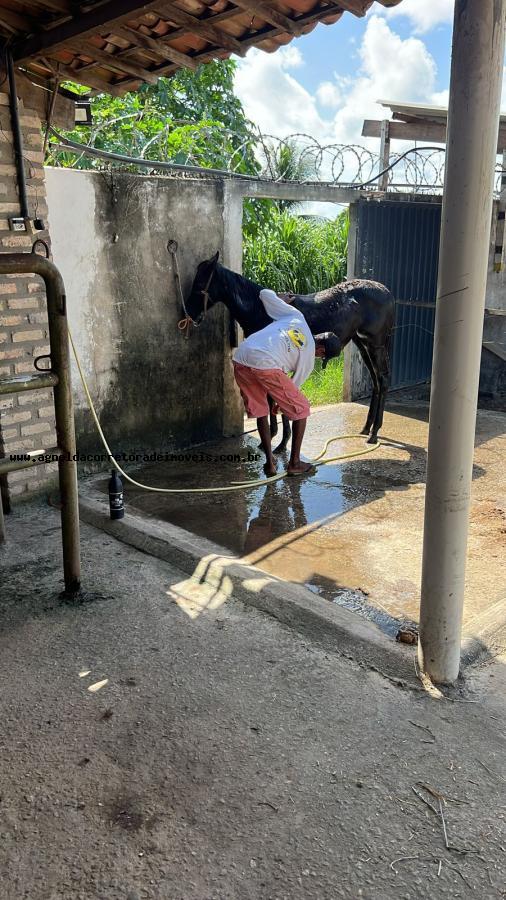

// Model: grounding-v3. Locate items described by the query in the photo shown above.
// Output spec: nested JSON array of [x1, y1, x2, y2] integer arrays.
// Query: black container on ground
[[108, 469, 124, 519]]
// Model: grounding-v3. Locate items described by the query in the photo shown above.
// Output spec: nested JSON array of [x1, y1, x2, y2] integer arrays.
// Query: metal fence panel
[[355, 199, 441, 388]]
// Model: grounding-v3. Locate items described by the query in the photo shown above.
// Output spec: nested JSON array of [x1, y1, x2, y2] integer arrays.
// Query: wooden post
[[379, 120, 391, 192]]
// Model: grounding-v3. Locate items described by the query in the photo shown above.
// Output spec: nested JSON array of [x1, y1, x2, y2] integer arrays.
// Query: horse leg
[[274, 415, 291, 454], [366, 343, 391, 444], [353, 336, 380, 436]]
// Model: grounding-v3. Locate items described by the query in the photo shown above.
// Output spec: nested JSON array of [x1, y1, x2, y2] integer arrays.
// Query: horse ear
[[211, 251, 219, 264]]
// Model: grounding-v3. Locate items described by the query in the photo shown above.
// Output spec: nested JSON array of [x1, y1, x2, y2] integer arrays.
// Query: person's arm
[[259, 288, 295, 320], [291, 346, 315, 388]]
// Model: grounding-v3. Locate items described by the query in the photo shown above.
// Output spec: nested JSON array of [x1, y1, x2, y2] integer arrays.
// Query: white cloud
[[330, 16, 438, 143], [379, 0, 454, 34], [432, 89, 449, 107], [279, 45, 304, 68], [316, 81, 342, 109], [234, 45, 328, 140], [235, 18, 441, 147]]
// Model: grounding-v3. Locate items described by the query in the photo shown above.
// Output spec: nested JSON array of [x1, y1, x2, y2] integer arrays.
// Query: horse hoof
[[360, 426, 370, 436], [367, 433, 379, 445], [273, 443, 288, 455]]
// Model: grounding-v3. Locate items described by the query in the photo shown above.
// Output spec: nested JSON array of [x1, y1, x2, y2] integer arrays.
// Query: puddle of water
[[305, 577, 407, 638], [98, 435, 369, 556]]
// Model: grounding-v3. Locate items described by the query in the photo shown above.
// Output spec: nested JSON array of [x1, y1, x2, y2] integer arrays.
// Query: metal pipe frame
[[0, 483, 5, 544], [0, 372, 59, 395], [0, 253, 81, 591], [0, 447, 62, 476]]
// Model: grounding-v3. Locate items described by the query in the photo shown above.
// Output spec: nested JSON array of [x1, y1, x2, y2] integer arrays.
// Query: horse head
[[185, 251, 220, 324]]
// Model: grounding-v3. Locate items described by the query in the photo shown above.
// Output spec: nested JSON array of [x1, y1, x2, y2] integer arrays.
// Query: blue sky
[[234, 1, 459, 146], [291, 14, 452, 100]]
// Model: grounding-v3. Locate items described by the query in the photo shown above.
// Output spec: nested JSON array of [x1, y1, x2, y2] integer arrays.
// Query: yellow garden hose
[[68, 327, 380, 494]]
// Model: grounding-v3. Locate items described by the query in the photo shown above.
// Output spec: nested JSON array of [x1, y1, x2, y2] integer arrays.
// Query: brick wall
[[0, 89, 57, 499]]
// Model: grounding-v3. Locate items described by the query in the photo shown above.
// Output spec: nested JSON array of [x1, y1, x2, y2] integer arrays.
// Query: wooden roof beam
[[229, 1, 305, 36], [111, 24, 197, 70], [61, 38, 159, 83], [0, 7, 38, 34], [136, 1, 343, 56], [120, 3, 346, 86], [362, 119, 447, 142], [321, 0, 370, 16], [363, 117, 506, 152], [29, 59, 127, 96], [13, 1, 166, 62], [27, 0, 73, 14], [152, 6, 245, 55], [236, 3, 345, 51]]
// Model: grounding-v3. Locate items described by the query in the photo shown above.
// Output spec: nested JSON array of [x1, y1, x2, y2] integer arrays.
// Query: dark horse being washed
[[186, 252, 395, 446]]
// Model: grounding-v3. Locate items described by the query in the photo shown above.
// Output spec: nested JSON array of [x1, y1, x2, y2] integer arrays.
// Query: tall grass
[[243, 208, 349, 294], [301, 356, 344, 406], [243, 208, 348, 405]]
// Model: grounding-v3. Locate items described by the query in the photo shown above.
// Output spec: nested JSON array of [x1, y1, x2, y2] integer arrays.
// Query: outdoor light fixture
[[58, 86, 93, 126], [74, 98, 92, 126]]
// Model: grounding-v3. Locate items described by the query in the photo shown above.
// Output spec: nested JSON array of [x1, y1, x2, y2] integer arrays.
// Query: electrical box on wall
[[8, 217, 46, 233], [9, 217, 26, 232]]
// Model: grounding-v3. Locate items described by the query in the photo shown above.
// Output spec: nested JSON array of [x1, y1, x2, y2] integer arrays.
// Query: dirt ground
[[0, 503, 505, 900], [102, 400, 506, 641]]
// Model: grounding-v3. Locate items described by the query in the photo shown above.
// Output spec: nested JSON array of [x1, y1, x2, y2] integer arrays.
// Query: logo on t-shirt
[[287, 327, 307, 349]]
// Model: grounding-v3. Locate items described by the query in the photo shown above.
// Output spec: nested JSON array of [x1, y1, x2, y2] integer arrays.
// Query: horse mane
[[214, 264, 261, 305], [213, 264, 270, 333]]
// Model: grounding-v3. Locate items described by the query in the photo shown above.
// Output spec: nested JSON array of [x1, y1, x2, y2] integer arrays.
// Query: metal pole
[[0, 253, 81, 591], [419, 0, 506, 683], [6, 52, 29, 220]]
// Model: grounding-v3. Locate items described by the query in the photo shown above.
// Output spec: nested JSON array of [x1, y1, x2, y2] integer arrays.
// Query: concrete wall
[[46, 169, 243, 464]]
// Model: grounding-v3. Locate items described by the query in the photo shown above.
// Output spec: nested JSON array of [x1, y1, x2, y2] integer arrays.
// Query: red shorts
[[233, 362, 310, 421]]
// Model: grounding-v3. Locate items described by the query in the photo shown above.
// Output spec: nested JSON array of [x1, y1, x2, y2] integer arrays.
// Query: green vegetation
[[243, 207, 348, 293], [301, 357, 344, 407], [243, 207, 349, 405], [49, 61, 258, 173]]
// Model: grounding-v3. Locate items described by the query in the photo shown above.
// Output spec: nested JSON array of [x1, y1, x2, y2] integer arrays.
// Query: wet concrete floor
[[99, 401, 506, 638]]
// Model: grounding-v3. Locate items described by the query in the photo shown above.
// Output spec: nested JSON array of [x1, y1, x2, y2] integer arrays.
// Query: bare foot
[[263, 461, 277, 478], [287, 460, 316, 477]]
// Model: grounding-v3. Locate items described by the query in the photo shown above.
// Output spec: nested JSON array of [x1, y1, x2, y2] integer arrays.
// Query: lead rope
[[168, 239, 193, 338]]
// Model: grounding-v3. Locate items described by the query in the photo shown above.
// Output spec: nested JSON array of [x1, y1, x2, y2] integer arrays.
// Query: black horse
[[185, 252, 395, 446]]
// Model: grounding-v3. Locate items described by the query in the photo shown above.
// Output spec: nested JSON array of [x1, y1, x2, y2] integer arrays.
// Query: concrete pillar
[[221, 181, 245, 437], [419, 0, 506, 683]]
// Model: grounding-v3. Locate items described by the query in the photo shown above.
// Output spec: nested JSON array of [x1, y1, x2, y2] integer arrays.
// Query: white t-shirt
[[233, 289, 315, 388]]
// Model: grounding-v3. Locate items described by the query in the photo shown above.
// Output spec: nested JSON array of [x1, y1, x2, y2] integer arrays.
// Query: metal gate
[[354, 198, 441, 389]]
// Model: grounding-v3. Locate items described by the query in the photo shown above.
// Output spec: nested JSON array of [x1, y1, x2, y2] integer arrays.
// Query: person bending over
[[232, 288, 326, 477]]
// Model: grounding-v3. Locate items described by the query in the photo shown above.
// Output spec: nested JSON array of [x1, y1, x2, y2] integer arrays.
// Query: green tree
[[48, 60, 259, 174]]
